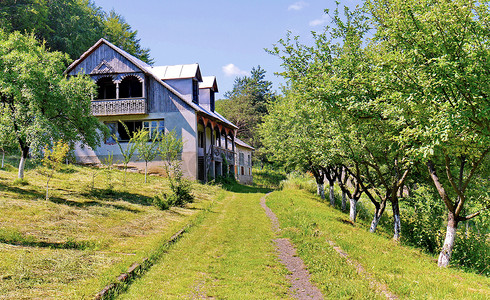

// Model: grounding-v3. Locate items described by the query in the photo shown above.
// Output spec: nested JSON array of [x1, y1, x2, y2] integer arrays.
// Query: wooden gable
[[67, 43, 143, 76]]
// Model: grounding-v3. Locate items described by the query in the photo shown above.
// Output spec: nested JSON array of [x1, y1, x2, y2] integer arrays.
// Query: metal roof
[[199, 76, 218, 92], [151, 64, 203, 81], [235, 138, 255, 150]]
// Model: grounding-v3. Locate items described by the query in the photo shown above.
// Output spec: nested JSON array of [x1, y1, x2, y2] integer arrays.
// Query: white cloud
[[222, 63, 248, 77], [309, 15, 328, 27], [288, 1, 309, 11]]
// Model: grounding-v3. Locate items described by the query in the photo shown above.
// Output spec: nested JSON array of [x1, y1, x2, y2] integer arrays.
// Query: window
[[105, 122, 118, 144], [247, 154, 251, 166], [143, 120, 165, 140], [210, 92, 215, 111], [105, 119, 163, 143], [192, 80, 199, 104], [96, 77, 116, 99], [119, 76, 143, 98], [241, 166, 244, 175], [239, 153, 244, 166]]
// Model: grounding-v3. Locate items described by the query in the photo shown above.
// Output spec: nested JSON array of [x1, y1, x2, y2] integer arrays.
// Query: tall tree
[[366, 0, 490, 267], [0, 0, 152, 63], [0, 30, 105, 179], [216, 66, 275, 164]]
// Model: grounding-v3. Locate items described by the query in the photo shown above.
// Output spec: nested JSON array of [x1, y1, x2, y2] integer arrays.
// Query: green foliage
[[134, 129, 159, 183], [0, 30, 105, 179], [103, 9, 153, 64], [155, 130, 193, 208], [114, 120, 138, 186], [280, 172, 317, 195], [252, 167, 286, 189], [401, 185, 446, 253], [0, 0, 152, 63], [216, 66, 275, 163], [42, 140, 70, 199]]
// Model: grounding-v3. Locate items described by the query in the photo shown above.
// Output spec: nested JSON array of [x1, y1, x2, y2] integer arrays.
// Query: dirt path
[[261, 195, 324, 300]]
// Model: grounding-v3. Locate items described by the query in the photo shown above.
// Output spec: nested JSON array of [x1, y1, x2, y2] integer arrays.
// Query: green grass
[[267, 188, 490, 299], [0, 162, 220, 299], [120, 188, 290, 299]]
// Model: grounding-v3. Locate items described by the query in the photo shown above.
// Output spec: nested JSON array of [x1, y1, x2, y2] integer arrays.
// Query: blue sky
[[94, 0, 362, 97]]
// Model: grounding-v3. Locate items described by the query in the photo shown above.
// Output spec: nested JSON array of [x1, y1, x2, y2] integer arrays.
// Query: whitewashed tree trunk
[[18, 155, 26, 179], [349, 198, 358, 222], [438, 213, 458, 267], [341, 192, 347, 212], [144, 161, 148, 183], [392, 199, 401, 241], [329, 184, 335, 207], [370, 212, 381, 233], [317, 183, 325, 200], [369, 202, 386, 233], [1, 151, 4, 168]]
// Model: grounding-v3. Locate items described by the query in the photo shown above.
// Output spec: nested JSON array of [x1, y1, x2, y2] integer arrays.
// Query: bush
[[252, 167, 286, 188], [452, 230, 490, 276], [280, 172, 317, 194], [12, 178, 29, 186], [153, 178, 193, 210]]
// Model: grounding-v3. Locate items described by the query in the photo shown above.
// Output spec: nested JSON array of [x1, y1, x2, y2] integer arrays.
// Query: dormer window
[[192, 79, 199, 104], [96, 77, 116, 99]]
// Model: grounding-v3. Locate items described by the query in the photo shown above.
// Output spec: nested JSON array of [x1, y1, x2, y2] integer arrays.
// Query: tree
[[134, 129, 159, 183], [366, 0, 490, 267], [0, 30, 105, 179], [103, 10, 153, 64], [217, 66, 275, 164], [42, 140, 69, 200], [114, 121, 138, 187], [0, 0, 152, 63]]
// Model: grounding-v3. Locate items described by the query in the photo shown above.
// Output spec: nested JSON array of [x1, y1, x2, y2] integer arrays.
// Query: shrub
[[280, 172, 316, 194]]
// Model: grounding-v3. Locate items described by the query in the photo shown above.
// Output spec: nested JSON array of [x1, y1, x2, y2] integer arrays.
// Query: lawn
[[0, 162, 220, 299], [266, 188, 490, 299], [120, 188, 290, 299]]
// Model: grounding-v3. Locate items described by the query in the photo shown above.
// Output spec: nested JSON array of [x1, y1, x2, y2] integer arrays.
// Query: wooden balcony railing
[[211, 145, 235, 163], [91, 98, 147, 116]]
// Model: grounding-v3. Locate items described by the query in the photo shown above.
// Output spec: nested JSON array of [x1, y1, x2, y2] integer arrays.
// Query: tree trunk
[[438, 212, 459, 267], [46, 173, 52, 200], [144, 161, 148, 183], [18, 147, 29, 179], [317, 183, 325, 200], [341, 191, 347, 212], [349, 198, 358, 222], [329, 183, 335, 207], [1, 150, 4, 168], [369, 201, 386, 233], [392, 199, 401, 241]]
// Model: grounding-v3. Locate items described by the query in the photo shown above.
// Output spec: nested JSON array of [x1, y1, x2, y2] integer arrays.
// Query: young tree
[[42, 140, 70, 200], [134, 129, 159, 183], [0, 30, 104, 179], [114, 121, 138, 186]]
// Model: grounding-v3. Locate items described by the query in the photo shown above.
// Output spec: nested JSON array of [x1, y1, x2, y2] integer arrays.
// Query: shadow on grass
[[0, 184, 44, 200], [82, 188, 154, 207], [48, 196, 141, 213], [222, 182, 273, 194], [0, 235, 102, 250]]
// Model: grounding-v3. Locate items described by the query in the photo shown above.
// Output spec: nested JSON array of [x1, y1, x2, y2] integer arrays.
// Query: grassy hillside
[[0, 162, 220, 299], [266, 188, 490, 299]]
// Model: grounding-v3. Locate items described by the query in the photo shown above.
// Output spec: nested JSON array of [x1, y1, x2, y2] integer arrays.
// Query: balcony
[[91, 98, 147, 116], [212, 145, 235, 163]]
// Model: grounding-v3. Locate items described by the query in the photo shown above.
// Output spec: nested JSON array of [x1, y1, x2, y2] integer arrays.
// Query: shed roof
[[235, 138, 255, 150], [151, 64, 203, 81]]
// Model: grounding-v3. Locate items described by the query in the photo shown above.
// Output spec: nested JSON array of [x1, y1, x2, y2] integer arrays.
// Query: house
[[66, 38, 251, 183], [235, 138, 254, 185]]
